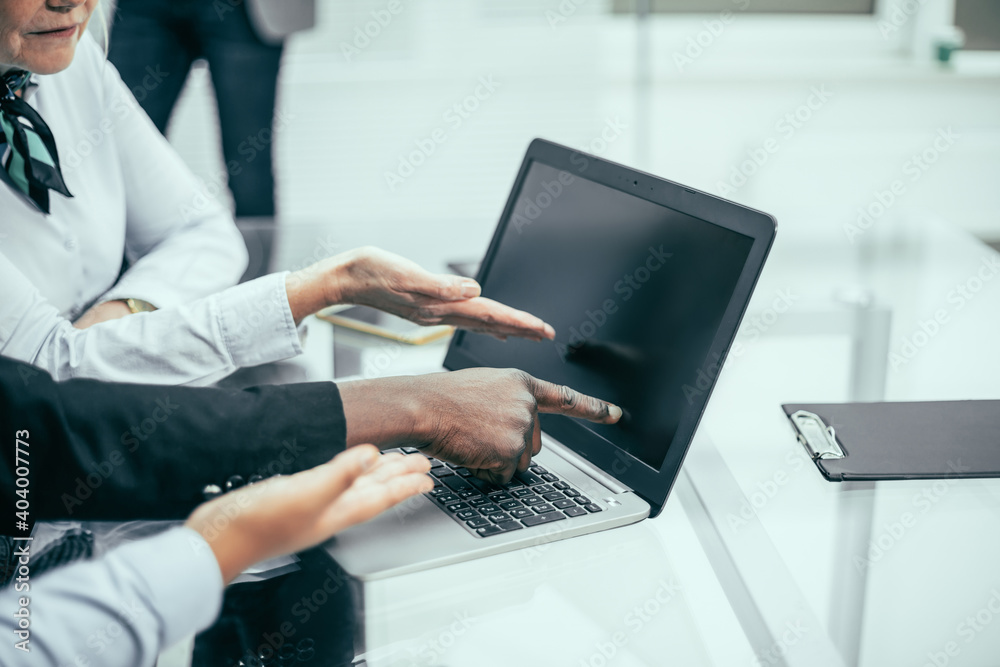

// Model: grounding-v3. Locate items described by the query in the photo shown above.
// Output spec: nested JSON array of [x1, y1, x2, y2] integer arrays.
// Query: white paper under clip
[[789, 410, 845, 460]]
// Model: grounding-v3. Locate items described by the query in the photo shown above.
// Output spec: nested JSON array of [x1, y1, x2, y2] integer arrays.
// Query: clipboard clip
[[788, 410, 845, 460]]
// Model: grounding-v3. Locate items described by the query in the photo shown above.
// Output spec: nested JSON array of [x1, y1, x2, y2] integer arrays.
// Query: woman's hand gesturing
[[287, 246, 555, 341]]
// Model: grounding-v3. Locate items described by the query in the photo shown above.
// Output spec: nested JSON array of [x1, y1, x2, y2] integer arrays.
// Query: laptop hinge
[[542, 433, 632, 494]]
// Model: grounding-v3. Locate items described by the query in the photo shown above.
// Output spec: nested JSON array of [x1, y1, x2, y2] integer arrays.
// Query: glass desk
[[183, 215, 999, 667], [679, 215, 1000, 667]]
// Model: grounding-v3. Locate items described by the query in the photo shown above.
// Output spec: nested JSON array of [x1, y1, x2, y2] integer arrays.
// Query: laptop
[[325, 138, 776, 580]]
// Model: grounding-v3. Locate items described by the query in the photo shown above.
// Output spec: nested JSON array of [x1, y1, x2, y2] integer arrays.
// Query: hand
[[339, 368, 622, 485], [184, 445, 432, 583], [72, 300, 132, 329], [286, 246, 555, 341]]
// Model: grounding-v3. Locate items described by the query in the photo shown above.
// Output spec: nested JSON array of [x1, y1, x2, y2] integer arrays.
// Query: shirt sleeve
[[0, 527, 223, 667], [0, 355, 347, 527], [0, 249, 301, 385], [94, 44, 248, 309]]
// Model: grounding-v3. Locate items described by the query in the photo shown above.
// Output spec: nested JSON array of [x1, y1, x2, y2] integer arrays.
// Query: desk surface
[[238, 213, 1000, 667]]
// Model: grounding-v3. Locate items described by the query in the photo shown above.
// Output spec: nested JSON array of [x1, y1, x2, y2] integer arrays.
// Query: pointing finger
[[529, 377, 622, 424]]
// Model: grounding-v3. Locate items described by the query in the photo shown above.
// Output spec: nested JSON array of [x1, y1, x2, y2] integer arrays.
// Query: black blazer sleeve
[[0, 356, 347, 534]]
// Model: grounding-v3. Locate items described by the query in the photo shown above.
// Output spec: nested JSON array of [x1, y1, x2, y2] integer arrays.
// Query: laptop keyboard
[[388, 447, 603, 538]]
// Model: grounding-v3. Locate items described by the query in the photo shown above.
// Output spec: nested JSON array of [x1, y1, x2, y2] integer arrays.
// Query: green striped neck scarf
[[1, 69, 73, 214]]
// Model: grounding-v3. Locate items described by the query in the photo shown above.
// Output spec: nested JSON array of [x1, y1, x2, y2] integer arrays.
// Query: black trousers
[[108, 0, 283, 219], [191, 548, 357, 667]]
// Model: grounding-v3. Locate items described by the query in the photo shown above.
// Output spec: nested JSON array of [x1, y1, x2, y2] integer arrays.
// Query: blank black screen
[[457, 161, 753, 470]]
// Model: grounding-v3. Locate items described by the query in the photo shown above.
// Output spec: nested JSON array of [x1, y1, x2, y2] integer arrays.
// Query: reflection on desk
[[358, 523, 707, 667], [194, 548, 357, 667]]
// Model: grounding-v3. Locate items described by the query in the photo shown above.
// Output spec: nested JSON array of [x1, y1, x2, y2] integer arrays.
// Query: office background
[[156, 0, 1000, 258], [90, 2, 1000, 665]]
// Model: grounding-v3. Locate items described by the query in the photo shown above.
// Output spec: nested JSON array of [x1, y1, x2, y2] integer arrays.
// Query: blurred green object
[[934, 26, 966, 64]]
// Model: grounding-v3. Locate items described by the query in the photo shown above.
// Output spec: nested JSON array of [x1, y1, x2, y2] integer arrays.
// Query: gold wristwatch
[[124, 298, 157, 314]]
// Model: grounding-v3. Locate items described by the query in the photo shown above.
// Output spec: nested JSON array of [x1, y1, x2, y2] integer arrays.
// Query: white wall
[[166, 0, 1000, 254]]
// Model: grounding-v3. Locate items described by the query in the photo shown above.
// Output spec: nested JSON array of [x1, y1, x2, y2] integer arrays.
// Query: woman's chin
[[19, 42, 79, 75]]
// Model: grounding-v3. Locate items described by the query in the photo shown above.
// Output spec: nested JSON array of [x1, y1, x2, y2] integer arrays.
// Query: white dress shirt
[[0, 38, 309, 662], [0, 527, 224, 667], [0, 33, 303, 385]]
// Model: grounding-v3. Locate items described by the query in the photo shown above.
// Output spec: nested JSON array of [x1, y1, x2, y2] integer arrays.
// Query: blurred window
[[612, 0, 873, 13], [955, 0, 1000, 50]]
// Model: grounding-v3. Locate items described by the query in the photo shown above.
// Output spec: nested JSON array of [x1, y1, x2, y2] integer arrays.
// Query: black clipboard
[[781, 400, 1000, 482]]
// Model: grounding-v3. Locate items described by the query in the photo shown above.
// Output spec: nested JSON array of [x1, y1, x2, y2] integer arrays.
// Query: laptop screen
[[452, 159, 755, 471]]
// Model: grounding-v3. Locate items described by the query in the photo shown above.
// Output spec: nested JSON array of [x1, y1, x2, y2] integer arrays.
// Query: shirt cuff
[[214, 271, 303, 368], [110, 526, 224, 648]]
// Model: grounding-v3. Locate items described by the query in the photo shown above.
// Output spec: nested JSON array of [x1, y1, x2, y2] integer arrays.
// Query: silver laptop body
[[324, 139, 776, 580]]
